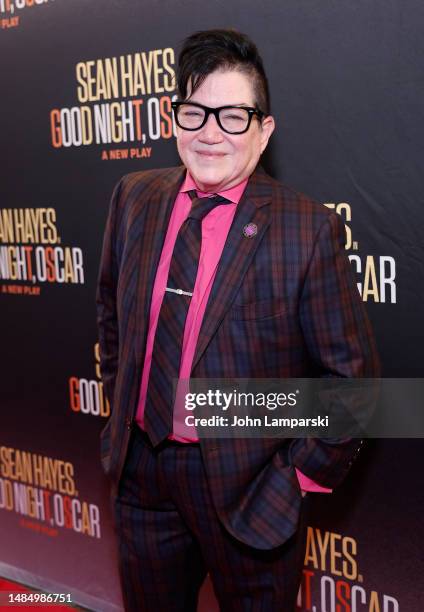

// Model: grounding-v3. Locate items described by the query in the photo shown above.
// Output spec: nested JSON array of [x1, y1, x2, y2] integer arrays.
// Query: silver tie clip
[[165, 287, 193, 297]]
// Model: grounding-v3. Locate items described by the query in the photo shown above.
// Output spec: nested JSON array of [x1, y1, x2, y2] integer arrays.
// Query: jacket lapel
[[134, 166, 186, 368], [192, 169, 273, 371]]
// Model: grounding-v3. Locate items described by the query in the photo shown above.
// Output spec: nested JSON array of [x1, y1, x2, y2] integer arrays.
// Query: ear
[[259, 115, 275, 154]]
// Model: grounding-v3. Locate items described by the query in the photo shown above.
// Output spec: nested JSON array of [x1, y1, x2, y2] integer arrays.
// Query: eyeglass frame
[[171, 101, 265, 135]]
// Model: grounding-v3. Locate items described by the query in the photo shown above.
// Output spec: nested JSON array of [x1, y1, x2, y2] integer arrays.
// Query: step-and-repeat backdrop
[[1, 1, 423, 610]]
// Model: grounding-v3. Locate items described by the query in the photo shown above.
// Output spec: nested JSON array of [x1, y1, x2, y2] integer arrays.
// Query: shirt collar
[[180, 171, 248, 205]]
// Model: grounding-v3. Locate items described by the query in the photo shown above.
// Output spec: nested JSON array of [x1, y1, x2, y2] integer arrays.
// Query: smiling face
[[176, 69, 275, 192]]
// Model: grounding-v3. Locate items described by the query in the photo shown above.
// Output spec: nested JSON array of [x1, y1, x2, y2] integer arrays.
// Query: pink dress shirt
[[134, 171, 331, 494]]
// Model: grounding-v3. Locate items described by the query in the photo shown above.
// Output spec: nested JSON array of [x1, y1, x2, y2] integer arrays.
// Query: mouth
[[195, 150, 226, 158]]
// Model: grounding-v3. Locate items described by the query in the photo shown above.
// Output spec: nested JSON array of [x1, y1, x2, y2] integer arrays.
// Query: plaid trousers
[[113, 425, 310, 612]]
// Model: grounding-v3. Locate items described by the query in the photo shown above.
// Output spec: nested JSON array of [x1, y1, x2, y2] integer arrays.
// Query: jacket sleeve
[[289, 211, 381, 488], [95, 176, 125, 411]]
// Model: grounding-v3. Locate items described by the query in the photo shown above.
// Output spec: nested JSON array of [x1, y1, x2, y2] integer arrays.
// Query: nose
[[198, 112, 225, 144]]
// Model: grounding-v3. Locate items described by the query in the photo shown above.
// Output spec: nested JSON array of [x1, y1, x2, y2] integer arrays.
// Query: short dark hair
[[177, 29, 271, 116]]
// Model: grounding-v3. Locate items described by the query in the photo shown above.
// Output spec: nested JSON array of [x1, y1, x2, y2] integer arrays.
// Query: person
[[96, 28, 380, 611]]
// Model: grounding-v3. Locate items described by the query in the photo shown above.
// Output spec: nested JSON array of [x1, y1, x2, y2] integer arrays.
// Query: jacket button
[[125, 417, 133, 430]]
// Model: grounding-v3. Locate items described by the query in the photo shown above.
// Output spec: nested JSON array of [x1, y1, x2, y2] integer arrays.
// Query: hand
[[301, 491, 307, 498]]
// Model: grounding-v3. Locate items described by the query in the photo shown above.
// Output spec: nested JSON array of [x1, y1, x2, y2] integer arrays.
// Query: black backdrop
[[1, 1, 423, 610]]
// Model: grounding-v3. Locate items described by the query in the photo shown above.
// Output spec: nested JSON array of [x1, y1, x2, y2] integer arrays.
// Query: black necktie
[[143, 190, 231, 446]]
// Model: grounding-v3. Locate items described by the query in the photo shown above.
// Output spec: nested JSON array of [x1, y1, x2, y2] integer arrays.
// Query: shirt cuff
[[295, 468, 333, 493]]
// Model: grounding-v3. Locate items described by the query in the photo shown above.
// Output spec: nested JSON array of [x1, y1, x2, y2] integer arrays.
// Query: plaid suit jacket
[[96, 165, 380, 550]]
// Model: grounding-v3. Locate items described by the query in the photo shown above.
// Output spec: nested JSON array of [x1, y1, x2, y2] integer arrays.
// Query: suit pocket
[[228, 300, 286, 321]]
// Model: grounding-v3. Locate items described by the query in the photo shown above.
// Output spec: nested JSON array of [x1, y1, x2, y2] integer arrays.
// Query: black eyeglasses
[[171, 101, 265, 135]]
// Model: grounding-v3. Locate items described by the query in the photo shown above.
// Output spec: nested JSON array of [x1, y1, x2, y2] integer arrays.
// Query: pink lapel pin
[[243, 223, 258, 238]]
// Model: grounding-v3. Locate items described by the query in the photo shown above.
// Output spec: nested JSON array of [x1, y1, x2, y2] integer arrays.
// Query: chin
[[192, 168, 226, 192]]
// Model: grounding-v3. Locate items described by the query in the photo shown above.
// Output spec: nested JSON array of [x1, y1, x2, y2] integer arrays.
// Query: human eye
[[181, 105, 203, 117], [221, 109, 246, 122]]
